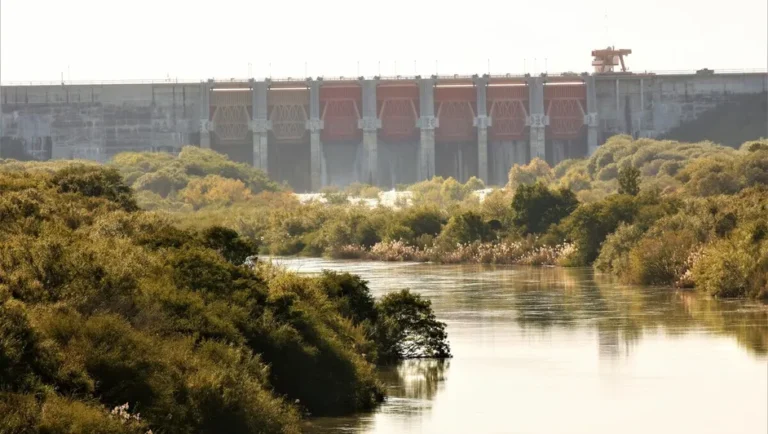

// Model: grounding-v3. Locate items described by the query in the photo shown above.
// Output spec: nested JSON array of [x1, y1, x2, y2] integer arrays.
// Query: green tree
[[618, 165, 641, 196], [510, 182, 579, 234], [375, 290, 451, 362]]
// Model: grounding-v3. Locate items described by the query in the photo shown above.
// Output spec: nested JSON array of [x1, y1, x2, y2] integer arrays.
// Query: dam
[[2, 51, 766, 191]]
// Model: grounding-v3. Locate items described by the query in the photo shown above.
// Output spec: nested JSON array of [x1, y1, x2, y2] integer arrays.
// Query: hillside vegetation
[[0, 164, 449, 433]]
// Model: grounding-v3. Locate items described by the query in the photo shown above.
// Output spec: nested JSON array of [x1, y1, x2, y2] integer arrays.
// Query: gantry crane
[[591, 47, 632, 73]]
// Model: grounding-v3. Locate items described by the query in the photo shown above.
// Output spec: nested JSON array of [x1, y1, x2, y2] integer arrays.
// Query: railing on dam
[[2, 69, 766, 87]]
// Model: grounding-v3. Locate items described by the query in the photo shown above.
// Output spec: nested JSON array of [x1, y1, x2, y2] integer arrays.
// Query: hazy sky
[[1, 0, 766, 82]]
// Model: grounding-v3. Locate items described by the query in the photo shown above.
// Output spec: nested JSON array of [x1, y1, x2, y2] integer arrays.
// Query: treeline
[[0, 165, 449, 433], [107, 137, 767, 299]]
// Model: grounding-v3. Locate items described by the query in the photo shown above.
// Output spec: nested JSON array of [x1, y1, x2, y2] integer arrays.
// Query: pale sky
[[1, 0, 766, 83]]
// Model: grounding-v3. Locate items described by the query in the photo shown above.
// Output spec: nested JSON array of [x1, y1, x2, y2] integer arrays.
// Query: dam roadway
[[1, 70, 766, 191]]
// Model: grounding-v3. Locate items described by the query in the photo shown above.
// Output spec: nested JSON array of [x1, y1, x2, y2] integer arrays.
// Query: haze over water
[[271, 258, 768, 434]]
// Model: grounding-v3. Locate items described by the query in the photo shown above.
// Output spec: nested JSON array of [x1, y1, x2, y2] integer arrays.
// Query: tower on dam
[[1, 50, 766, 191]]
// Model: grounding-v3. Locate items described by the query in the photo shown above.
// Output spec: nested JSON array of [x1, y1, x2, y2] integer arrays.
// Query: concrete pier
[[585, 75, 599, 155], [527, 77, 546, 160], [250, 79, 270, 171], [307, 79, 323, 191], [360, 79, 380, 185], [417, 77, 437, 180], [200, 81, 212, 149], [474, 76, 490, 182]]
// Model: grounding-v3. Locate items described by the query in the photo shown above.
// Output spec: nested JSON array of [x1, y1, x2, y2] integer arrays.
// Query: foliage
[[109, 146, 280, 210], [507, 158, 553, 190], [618, 165, 641, 196], [436, 211, 494, 247], [0, 163, 453, 433], [510, 182, 578, 235], [14, 137, 768, 301], [374, 290, 451, 362]]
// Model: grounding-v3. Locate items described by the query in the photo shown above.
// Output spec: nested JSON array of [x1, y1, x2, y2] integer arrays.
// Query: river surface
[[268, 258, 768, 434]]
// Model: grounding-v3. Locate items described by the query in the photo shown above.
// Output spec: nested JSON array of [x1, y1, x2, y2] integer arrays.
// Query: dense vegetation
[[92, 136, 768, 300], [0, 164, 449, 433]]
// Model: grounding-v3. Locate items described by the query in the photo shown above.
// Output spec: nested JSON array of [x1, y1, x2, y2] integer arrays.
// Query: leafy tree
[[507, 158, 553, 190], [437, 211, 493, 246], [318, 271, 377, 325], [51, 165, 137, 211], [618, 165, 641, 196], [201, 226, 259, 265], [375, 290, 451, 362], [510, 182, 579, 234]]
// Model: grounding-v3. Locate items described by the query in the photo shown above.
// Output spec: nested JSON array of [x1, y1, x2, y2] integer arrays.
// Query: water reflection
[[307, 360, 449, 433], [274, 258, 768, 434], [381, 359, 450, 402]]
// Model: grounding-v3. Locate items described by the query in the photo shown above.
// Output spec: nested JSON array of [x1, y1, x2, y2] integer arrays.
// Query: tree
[[510, 182, 579, 234], [374, 290, 451, 362], [437, 211, 492, 246], [618, 165, 641, 196], [51, 165, 137, 211], [507, 158, 553, 190]]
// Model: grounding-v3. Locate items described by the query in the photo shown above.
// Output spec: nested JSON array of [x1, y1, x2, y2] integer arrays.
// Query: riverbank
[[0, 165, 449, 434], [4, 135, 767, 300]]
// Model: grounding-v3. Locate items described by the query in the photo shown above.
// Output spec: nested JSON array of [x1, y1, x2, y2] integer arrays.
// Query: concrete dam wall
[[1, 72, 766, 191]]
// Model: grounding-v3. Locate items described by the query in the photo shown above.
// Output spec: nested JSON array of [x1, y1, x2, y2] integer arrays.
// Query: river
[[268, 257, 768, 434]]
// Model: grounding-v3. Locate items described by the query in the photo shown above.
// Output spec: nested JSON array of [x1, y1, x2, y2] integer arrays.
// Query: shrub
[[464, 176, 485, 191], [593, 223, 645, 273], [625, 230, 697, 285], [507, 158, 552, 189], [375, 290, 451, 362], [618, 165, 641, 196], [51, 165, 137, 212], [510, 182, 578, 235], [180, 175, 253, 209], [436, 211, 493, 247]]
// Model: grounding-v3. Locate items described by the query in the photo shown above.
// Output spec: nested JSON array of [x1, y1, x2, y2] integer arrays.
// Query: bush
[[180, 175, 253, 209], [464, 176, 485, 191], [693, 240, 757, 298], [510, 182, 578, 235], [507, 158, 552, 189], [375, 290, 451, 362], [593, 223, 645, 273], [618, 165, 641, 196], [51, 165, 137, 212], [625, 230, 697, 285], [558, 194, 638, 265], [436, 211, 493, 247]]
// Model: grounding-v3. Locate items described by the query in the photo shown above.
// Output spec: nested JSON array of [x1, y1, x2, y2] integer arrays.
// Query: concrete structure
[[417, 78, 437, 181], [250, 79, 270, 172], [1, 70, 766, 191], [474, 76, 490, 182], [359, 79, 380, 185]]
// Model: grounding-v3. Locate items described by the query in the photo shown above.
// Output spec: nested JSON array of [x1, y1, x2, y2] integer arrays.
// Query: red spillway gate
[[268, 88, 310, 144], [377, 84, 420, 143], [209, 90, 252, 144], [544, 84, 586, 140], [435, 86, 476, 143], [487, 85, 528, 141], [320, 85, 362, 143]]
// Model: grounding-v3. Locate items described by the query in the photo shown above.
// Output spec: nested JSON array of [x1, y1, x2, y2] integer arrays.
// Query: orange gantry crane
[[591, 47, 632, 73]]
